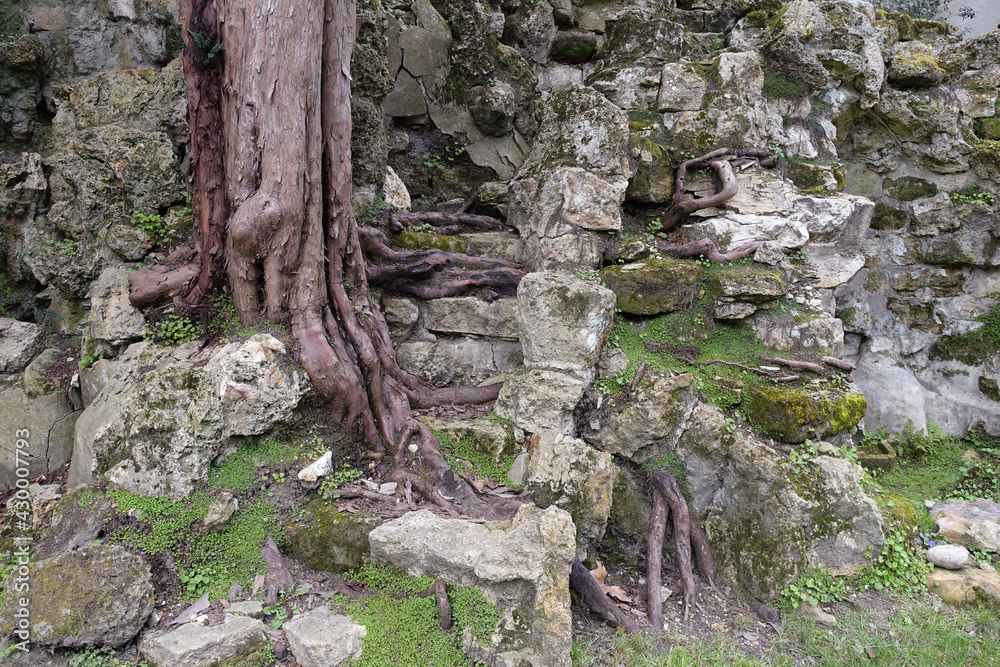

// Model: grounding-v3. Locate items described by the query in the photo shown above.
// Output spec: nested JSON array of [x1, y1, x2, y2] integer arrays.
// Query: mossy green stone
[[878, 490, 918, 537], [882, 176, 937, 202], [786, 162, 829, 190], [284, 501, 380, 574], [979, 118, 1000, 141], [550, 31, 597, 64], [710, 266, 785, 302], [747, 386, 867, 443], [393, 230, 468, 253], [599, 259, 700, 315], [870, 201, 907, 231]]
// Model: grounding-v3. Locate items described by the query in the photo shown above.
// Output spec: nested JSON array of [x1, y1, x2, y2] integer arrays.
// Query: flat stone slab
[[140, 614, 268, 667], [283, 607, 366, 667], [930, 499, 1000, 552], [927, 567, 1000, 611]]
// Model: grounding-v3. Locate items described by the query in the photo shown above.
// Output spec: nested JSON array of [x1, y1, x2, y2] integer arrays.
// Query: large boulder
[[368, 505, 576, 667], [524, 430, 615, 559], [0, 385, 78, 493], [930, 499, 1000, 553], [68, 335, 309, 497], [516, 272, 616, 375], [494, 368, 590, 435], [139, 614, 270, 667], [0, 545, 154, 648]]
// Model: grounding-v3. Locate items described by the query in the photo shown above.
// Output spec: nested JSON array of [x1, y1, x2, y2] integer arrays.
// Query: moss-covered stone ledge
[[599, 258, 700, 315], [747, 385, 867, 443], [283, 501, 381, 574]]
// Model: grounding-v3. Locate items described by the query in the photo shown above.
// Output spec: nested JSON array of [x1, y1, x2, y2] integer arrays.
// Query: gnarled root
[[390, 212, 502, 235], [656, 238, 767, 263], [569, 557, 639, 634], [646, 472, 718, 627], [128, 246, 201, 308]]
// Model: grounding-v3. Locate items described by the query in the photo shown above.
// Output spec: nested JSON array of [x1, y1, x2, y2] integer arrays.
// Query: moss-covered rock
[[710, 266, 786, 303], [599, 258, 700, 315], [393, 230, 468, 253], [870, 201, 907, 231], [747, 385, 867, 443], [418, 415, 516, 462], [0, 545, 153, 647], [284, 501, 380, 574], [877, 490, 918, 537], [887, 298, 942, 333], [882, 175, 937, 202], [626, 135, 675, 203], [550, 30, 597, 64], [888, 40, 945, 89], [978, 118, 1000, 141]]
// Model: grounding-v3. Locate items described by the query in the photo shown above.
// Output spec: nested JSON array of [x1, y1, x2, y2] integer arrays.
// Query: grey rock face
[[0, 318, 44, 374], [139, 614, 269, 667], [369, 505, 576, 667], [88, 267, 146, 346], [494, 367, 591, 434], [69, 335, 309, 497], [0, 385, 78, 493], [0, 545, 153, 648], [525, 430, 615, 559], [283, 607, 367, 667]]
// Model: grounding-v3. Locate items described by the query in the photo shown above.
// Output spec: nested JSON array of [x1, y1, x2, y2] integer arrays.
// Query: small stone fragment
[[203, 492, 238, 533], [926, 544, 970, 570], [298, 451, 333, 484]]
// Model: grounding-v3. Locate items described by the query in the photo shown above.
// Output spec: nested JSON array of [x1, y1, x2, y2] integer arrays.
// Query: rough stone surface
[[397, 337, 521, 388], [69, 335, 309, 497], [0, 386, 78, 493], [524, 430, 614, 559], [927, 567, 1000, 611], [283, 607, 367, 667], [0, 318, 44, 374], [422, 297, 519, 339], [494, 367, 590, 435], [139, 614, 269, 667], [930, 499, 1000, 553], [418, 416, 515, 463], [1, 545, 153, 648], [88, 267, 146, 345], [516, 271, 616, 374], [369, 505, 576, 667], [926, 544, 971, 570], [22, 348, 62, 398], [284, 502, 380, 574]]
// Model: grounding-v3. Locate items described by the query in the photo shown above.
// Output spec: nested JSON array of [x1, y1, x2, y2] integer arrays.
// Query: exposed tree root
[[656, 238, 767, 263], [760, 356, 827, 375], [646, 472, 716, 627], [569, 557, 639, 634], [128, 247, 201, 308], [432, 580, 452, 630], [820, 356, 855, 371], [662, 147, 774, 233]]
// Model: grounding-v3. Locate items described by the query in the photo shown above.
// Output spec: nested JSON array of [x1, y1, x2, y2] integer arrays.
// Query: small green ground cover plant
[[209, 437, 300, 492], [145, 314, 204, 345], [209, 295, 287, 343], [598, 259, 822, 420], [104, 489, 278, 600], [432, 428, 521, 488], [332, 563, 501, 667]]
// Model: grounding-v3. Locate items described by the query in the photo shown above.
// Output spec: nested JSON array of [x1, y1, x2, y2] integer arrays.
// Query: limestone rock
[[297, 452, 333, 485], [284, 502, 380, 574], [888, 41, 944, 89], [746, 385, 867, 443], [69, 335, 309, 497], [422, 297, 519, 340], [525, 430, 614, 559], [88, 267, 146, 345], [599, 259, 700, 316], [658, 62, 707, 112], [369, 505, 576, 667], [283, 607, 367, 667], [1, 545, 153, 647], [927, 567, 1000, 611], [396, 338, 521, 388], [0, 386, 78, 493], [0, 318, 44, 374], [494, 367, 590, 435], [383, 166, 411, 210], [750, 315, 845, 356], [516, 271, 616, 374], [799, 603, 836, 626], [626, 135, 675, 203], [598, 373, 700, 464], [22, 348, 62, 398], [202, 492, 238, 533], [139, 614, 269, 667], [417, 416, 515, 463], [926, 544, 971, 570], [930, 499, 1000, 553], [711, 266, 786, 303], [680, 214, 809, 253]]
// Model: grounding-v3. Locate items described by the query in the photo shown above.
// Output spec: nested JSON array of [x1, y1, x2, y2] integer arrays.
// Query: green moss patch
[[432, 428, 521, 488], [746, 385, 866, 443], [599, 258, 700, 315], [393, 230, 468, 253], [284, 501, 378, 574], [931, 301, 1000, 365], [882, 175, 937, 202], [210, 437, 302, 492]]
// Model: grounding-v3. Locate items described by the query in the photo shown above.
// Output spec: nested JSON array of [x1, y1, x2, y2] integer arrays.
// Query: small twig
[[702, 359, 774, 376], [456, 185, 480, 214], [623, 354, 646, 398]]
